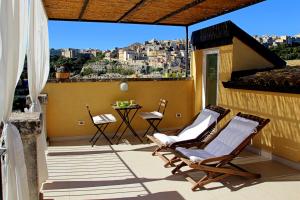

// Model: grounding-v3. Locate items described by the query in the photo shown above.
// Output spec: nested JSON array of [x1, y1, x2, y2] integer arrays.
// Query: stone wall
[[1, 112, 42, 200]]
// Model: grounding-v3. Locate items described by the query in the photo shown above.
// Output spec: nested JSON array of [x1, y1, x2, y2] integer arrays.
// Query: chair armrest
[[199, 155, 234, 165], [169, 139, 205, 149]]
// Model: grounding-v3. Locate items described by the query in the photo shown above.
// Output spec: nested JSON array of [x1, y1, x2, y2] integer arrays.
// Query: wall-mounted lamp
[[120, 81, 128, 92]]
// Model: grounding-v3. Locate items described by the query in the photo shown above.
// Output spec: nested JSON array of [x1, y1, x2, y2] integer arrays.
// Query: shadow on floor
[[50, 134, 151, 147], [47, 150, 116, 156], [46, 146, 158, 157], [99, 191, 186, 200], [43, 177, 159, 190], [43, 144, 158, 199], [164, 153, 300, 192], [43, 191, 185, 200]]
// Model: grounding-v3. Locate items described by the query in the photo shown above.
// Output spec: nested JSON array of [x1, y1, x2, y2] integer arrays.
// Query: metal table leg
[[115, 107, 143, 144], [116, 109, 131, 144]]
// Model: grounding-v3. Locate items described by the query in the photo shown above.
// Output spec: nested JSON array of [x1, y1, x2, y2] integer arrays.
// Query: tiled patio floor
[[42, 139, 300, 200]]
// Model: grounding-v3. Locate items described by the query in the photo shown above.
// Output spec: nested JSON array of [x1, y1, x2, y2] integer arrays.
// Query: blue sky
[[49, 0, 300, 50]]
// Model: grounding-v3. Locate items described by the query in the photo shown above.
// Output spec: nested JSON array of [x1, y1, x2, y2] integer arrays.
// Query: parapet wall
[[43, 79, 194, 138]]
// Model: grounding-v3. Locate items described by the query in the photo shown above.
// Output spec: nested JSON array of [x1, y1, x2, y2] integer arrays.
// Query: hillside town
[[49, 34, 300, 79], [50, 38, 190, 79]]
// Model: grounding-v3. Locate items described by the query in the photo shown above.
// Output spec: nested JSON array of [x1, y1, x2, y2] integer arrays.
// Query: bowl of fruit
[[116, 101, 130, 108]]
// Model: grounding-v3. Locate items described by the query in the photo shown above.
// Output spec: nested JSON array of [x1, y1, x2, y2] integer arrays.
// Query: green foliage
[[103, 59, 110, 65], [97, 70, 106, 76], [50, 55, 91, 77], [96, 52, 105, 60], [107, 66, 135, 75], [86, 52, 105, 64], [120, 68, 135, 76], [80, 67, 94, 76], [270, 44, 300, 60]]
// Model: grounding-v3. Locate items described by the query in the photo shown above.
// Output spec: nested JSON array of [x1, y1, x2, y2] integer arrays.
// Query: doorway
[[202, 50, 219, 108]]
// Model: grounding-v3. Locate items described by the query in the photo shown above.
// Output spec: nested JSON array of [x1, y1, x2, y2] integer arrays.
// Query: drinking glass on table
[[116, 101, 121, 107], [130, 100, 135, 105]]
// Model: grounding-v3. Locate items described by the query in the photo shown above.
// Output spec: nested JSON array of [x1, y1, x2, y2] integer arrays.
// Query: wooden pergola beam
[[187, 0, 265, 26], [154, 0, 206, 24], [185, 26, 189, 77], [45, 0, 265, 26], [117, 0, 148, 22], [78, 0, 90, 20]]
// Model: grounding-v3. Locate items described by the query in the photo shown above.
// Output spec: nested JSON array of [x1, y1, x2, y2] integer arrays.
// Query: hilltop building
[[254, 34, 300, 47]]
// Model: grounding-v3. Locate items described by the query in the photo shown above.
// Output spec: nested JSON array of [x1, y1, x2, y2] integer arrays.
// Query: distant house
[[123, 50, 138, 61], [104, 50, 112, 59]]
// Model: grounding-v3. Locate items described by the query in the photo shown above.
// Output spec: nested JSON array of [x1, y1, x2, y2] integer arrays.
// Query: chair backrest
[[177, 105, 230, 141], [204, 113, 270, 158], [178, 109, 220, 140], [229, 113, 270, 157], [157, 99, 168, 115], [86, 105, 94, 124]]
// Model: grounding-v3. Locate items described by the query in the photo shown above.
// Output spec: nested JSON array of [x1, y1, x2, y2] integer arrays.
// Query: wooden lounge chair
[[172, 112, 270, 191], [147, 105, 230, 167]]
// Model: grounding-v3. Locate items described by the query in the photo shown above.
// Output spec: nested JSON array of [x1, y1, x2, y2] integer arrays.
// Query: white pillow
[[153, 133, 180, 145], [204, 116, 259, 157], [178, 109, 220, 140]]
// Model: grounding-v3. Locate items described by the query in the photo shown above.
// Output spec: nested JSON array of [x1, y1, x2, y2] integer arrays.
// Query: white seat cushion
[[178, 109, 220, 140], [140, 111, 163, 119], [93, 114, 116, 124], [176, 147, 215, 162], [153, 133, 180, 145]]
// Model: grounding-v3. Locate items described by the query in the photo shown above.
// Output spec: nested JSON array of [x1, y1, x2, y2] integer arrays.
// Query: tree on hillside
[[270, 44, 300, 60]]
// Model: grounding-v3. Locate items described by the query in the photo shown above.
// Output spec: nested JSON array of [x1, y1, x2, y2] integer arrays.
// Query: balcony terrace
[[42, 139, 300, 200], [1, 0, 300, 200]]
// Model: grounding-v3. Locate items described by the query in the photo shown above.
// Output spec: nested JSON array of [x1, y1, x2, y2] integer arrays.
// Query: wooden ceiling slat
[[44, 0, 84, 19], [117, 0, 148, 22], [160, 0, 263, 25], [78, 0, 90, 20], [82, 0, 141, 21], [44, 0, 265, 26], [154, 0, 206, 24], [123, 0, 194, 23]]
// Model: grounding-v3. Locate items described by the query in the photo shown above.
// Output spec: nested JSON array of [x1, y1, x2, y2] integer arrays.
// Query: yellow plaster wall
[[43, 80, 194, 138], [232, 37, 274, 71], [191, 50, 203, 115], [219, 89, 300, 162], [217, 39, 300, 162]]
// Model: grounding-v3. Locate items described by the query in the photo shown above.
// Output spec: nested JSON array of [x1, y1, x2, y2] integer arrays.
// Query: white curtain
[[28, 0, 49, 113], [0, 0, 30, 200], [27, 0, 50, 187]]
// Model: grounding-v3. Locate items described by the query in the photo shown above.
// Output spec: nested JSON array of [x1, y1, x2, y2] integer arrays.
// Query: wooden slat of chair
[[172, 112, 270, 191], [142, 99, 168, 137]]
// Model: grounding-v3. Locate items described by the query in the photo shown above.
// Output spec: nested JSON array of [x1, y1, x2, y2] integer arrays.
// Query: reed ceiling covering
[[43, 0, 264, 26]]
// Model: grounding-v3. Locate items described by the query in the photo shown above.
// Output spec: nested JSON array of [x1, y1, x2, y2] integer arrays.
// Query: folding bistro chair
[[140, 99, 168, 137], [86, 105, 116, 146], [147, 105, 230, 167], [172, 112, 270, 191]]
